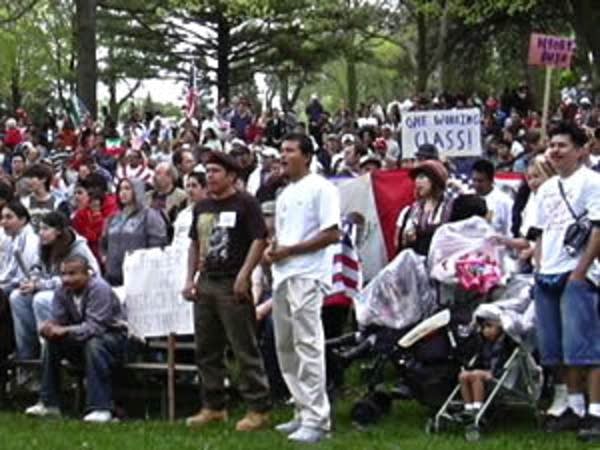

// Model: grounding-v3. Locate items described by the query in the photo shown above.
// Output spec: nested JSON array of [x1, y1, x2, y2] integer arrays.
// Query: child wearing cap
[[458, 315, 513, 417]]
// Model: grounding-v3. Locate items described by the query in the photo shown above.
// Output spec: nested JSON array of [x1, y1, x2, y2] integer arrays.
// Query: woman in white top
[[497, 155, 555, 263], [171, 170, 207, 248], [0, 200, 39, 294], [201, 128, 223, 153]]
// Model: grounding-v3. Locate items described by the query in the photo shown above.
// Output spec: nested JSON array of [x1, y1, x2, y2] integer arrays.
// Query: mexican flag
[[335, 169, 415, 281]]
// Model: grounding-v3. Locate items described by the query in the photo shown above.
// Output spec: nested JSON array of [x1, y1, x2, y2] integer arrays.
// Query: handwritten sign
[[123, 246, 194, 338], [401, 108, 482, 158], [528, 33, 576, 69]]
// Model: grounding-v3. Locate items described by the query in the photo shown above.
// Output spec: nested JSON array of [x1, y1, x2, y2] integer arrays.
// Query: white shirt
[[483, 186, 513, 236], [534, 166, 600, 274], [520, 191, 537, 237], [73, 293, 84, 316], [511, 140, 525, 157], [272, 173, 341, 289], [172, 204, 194, 249]]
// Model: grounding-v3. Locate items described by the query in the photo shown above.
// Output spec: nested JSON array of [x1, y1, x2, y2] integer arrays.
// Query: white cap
[[359, 153, 382, 167], [231, 138, 246, 148], [260, 146, 280, 159], [192, 164, 206, 174]]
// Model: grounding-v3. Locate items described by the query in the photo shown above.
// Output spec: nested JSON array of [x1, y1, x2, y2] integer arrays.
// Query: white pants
[[272, 277, 330, 430]]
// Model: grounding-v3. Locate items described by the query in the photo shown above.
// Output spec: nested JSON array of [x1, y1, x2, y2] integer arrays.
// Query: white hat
[[231, 138, 246, 148], [192, 164, 206, 174], [359, 153, 382, 168], [260, 146, 280, 159]]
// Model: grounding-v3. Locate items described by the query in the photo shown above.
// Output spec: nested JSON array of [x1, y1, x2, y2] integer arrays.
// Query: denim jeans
[[40, 332, 127, 412], [9, 289, 54, 359], [535, 273, 600, 366]]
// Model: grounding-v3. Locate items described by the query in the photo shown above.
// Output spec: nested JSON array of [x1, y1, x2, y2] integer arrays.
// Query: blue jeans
[[9, 289, 54, 359], [535, 273, 600, 366], [41, 333, 127, 412]]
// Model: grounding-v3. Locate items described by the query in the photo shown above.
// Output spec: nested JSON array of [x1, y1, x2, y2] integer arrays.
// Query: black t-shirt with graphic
[[189, 191, 267, 275]]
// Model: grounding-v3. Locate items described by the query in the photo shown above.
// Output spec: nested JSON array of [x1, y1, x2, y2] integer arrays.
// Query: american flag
[[186, 64, 198, 119], [325, 220, 363, 307]]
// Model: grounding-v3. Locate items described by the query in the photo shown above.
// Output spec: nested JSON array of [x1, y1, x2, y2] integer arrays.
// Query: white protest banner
[[123, 246, 194, 338], [401, 108, 482, 158]]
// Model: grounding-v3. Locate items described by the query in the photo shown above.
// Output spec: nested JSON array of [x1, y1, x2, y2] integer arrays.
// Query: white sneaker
[[83, 410, 114, 423], [288, 426, 329, 443], [275, 419, 301, 435], [547, 384, 569, 417], [25, 402, 61, 418]]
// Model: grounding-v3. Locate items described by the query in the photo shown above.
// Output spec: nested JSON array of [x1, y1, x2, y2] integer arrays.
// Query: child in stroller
[[429, 299, 543, 441], [459, 314, 515, 418]]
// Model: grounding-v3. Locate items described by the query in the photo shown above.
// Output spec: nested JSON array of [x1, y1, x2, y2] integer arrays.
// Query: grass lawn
[[0, 398, 595, 450]]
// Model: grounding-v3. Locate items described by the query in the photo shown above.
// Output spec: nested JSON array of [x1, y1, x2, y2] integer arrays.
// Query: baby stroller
[[329, 217, 527, 426], [427, 297, 543, 441], [327, 248, 485, 426]]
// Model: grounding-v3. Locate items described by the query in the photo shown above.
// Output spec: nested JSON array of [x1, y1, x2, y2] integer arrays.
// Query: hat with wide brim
[[409, 160, 448, 189]]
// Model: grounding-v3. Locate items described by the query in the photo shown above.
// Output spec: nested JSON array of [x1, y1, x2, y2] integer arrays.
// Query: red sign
[[528, 33, 576, 69]]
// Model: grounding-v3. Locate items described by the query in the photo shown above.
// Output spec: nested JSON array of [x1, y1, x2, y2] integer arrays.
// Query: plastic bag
[[429, 216, 505, 285]]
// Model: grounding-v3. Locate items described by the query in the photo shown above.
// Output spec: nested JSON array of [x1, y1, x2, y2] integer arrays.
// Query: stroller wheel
[[425, 418, 439, 434], [465, 424, 481, 442]]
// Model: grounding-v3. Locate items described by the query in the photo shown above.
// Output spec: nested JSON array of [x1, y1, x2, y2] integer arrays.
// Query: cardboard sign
[[401, 108, 482, 158], [528, 33, 576, 69], [123, 246, 194, 338]]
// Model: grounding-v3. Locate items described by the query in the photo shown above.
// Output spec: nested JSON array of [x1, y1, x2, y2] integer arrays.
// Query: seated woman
[[9, 211, 99, 360], [101, 178, 168, 286], [0, 201, 39, 362], [0, 200, 39, 294], [395, 160, 453, 256], [71, 174, 119, 267]]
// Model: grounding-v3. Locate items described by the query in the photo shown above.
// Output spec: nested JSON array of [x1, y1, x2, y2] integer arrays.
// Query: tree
[[75, 0, 98, 117], [97, 3, 181, 120]]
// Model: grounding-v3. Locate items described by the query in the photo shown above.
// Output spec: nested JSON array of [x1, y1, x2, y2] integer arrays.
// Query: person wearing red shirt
[[71, 174, 119, 268]]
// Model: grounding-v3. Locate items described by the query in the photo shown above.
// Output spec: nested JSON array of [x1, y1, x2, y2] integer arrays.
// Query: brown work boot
[[235, 411, 271, 432], [186, 409, 228, 428]]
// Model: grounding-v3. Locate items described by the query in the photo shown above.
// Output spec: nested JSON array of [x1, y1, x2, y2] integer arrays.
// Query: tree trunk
[[567, 0, 600, 90], [10, 65, 21, 112], [346, 57, 357, 113], [279, 73, 290, 111], [75, 0, 98, 118], [415, 11, 429, 93], [108, 79, 118, 123], [216, 14, 231, 103]]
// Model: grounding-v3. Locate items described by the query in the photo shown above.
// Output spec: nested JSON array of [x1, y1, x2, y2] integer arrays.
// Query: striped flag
[[186, 65, 198, 119], [325, 222, 363, 307], [68, 94, 90, 127]]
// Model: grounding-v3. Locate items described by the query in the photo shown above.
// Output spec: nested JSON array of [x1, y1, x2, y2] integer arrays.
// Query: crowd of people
[[0, 85, 600, 443]]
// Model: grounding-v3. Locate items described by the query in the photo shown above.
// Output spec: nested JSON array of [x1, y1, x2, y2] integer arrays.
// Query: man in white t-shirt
[[529, 123, 600, 441], [471, 159, 513, 236], [264, 133, 340, 444]]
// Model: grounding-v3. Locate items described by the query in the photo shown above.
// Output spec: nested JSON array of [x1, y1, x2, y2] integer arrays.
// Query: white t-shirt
[[511, 140, 525, 157], [533, 166, 600, 274], [272, 173, 341, 289], [520, 191, 537, 237], [483, 186, 513, 236], [172, 204, 193, 249]]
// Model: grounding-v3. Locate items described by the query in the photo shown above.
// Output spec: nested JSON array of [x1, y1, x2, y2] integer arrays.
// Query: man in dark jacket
[[25, 256, 127, 423]]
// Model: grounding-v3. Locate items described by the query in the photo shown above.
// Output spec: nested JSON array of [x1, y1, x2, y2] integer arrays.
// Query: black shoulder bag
[[559, 180, 592, 257]]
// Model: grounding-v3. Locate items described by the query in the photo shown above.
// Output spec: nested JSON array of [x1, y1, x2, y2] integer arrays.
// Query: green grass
[[0, 399, 596, 450]]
